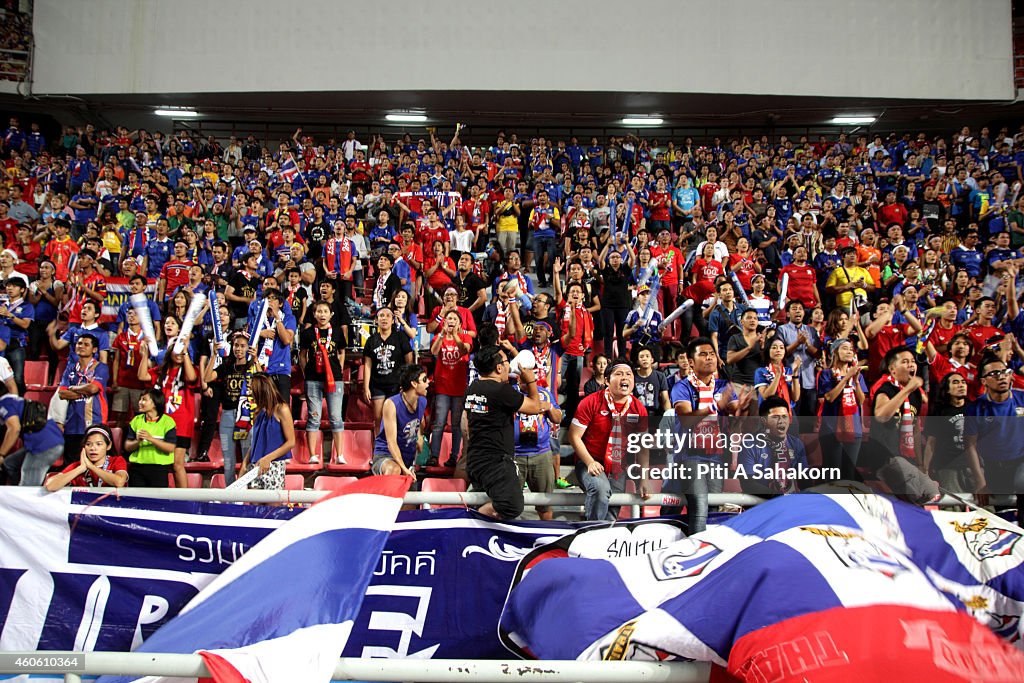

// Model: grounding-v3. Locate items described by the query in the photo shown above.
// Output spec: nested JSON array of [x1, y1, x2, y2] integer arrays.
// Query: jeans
[[6, 342, 24, 394], [431, 394, 465, 462], [219, 408, 251, 486], [559, 354, 585, 421], [3, 444, 63, 486], [533, 236, 557, 286], [574, 461, 627, 521], [602, 307, 629, 358], [819, 433, 862, 482], [663, 459, 722, 534], [306, 380, 345, 432]]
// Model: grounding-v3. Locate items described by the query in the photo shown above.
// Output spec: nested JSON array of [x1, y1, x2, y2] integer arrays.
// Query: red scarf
[[762, 363, 792, 407], [316, 325, 336, 393], [829, 365, 861, 442], [494, 299, 508, 338], [603, 389, 632, 476], [161, 365, 185, 415], [690, 373, 722, 456], [534, 343, 551, 388], [871, 374, 917, 460]]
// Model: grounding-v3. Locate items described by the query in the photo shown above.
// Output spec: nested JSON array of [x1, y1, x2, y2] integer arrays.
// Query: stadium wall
[[31, 0, 1015, 101]]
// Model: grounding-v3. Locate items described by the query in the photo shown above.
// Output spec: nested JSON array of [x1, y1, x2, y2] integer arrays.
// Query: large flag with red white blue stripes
[[97, 476, 410, 683], [500, 488, 1024, 682]]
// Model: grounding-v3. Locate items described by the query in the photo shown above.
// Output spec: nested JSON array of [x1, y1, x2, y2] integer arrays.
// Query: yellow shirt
[[494, 200, 519, 234], [826, 265, 872, 310]]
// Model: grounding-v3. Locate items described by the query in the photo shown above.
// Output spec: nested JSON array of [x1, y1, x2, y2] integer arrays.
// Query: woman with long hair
[[924, 372, 972, 493], [240, 373, 295, 490], [389, 288, 419, 343], [753, 335, 800, 411], [816, 338, 868, 481]]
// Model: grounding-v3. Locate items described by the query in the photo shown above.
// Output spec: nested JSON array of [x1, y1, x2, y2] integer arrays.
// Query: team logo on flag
[[649, 539, 722, 581], [951, 518, 1022, 561]]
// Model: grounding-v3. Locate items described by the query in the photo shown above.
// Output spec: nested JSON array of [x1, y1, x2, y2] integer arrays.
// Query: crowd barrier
[[0, 651, 712, 683]]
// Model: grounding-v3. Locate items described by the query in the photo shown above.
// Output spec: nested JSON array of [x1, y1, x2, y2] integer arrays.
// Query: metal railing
[[0, 651, 712, 683]]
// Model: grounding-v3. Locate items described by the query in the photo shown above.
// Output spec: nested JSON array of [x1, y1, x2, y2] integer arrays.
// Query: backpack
[[21, 399, 49, 434]]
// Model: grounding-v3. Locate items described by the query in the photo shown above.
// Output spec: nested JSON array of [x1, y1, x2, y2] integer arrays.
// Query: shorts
[[176, 435, 192, 450], [370, 382, 398, 401], [112, 386, 144, 413], [371, 452, 407, 475], [514, 452, 555, 494], [468, 457, 524, 519], [249, 459, 288, 490]]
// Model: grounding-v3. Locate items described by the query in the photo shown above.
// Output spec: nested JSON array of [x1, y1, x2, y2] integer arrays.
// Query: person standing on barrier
[[465, 346, 548, 520], [568, 358, 650, 522]]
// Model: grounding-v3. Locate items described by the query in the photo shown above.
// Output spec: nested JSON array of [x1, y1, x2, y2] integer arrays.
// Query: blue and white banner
[[0, 487, 594, 668]]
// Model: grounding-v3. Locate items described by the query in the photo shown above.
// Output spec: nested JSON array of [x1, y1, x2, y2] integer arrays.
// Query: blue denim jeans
[[306, 380, 345, 432], [533, 236, 557, 286], [574, 461, 627, 521], [3, 444, 63, 486], [219, 408, 250, 486], [431, 394, 464, 462], [6, 342, 24, 393]]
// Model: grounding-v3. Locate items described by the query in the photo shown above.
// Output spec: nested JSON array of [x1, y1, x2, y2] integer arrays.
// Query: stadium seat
[[424, 431, 455, 475], [421, 477, 467, 510], [327, 430, 373, 474], [167, 472, 203, 488], [186, 439, 224, 473], [284, 474, 305, 490], [210, 474, 226, 489], [24, 360, 48, 388], [312, 475, 358, 491], [52, 359, 68, 384], [286, 432, 323, 473]]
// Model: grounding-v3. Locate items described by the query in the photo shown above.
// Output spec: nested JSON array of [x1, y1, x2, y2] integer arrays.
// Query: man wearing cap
[[826, 247, 874, 313], [569, 358, 650, 521]]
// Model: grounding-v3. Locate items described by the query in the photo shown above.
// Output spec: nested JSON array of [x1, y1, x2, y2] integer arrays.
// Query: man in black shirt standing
[[599, 245, 635, 357], [452, 252, 488, 328], [465, 346, 548, 520]]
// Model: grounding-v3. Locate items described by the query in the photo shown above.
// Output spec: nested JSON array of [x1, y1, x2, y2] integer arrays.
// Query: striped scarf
[[690, 373, 722, 456], [160, 365, 185, 416], [494, 299, 508, 338], [316, 324, 336, 394], [534, 344, 551, 388], [603, 389, 632, 476]]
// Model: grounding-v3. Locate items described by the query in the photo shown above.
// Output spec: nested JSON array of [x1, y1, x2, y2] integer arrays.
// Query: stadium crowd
[[1, 117, 1024, 526]]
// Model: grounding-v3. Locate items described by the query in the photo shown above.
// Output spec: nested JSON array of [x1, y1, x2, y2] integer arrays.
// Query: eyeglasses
[[982, 368, 1012, 379]]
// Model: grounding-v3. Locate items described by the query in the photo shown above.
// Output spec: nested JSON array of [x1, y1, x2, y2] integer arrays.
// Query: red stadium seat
[[53, 359, 68, 384], [24, 360, 48, 388], [284, 474, 305, 491], [421, 477, 467, 510], [186, 439, 224, 473], [167, 472, 203, 488], [210, 474, 226, 489], [424, 431, 455, 475], [312, 475, 359, 491], [327, 430, 373, 474], [287, 432, 323, 473]]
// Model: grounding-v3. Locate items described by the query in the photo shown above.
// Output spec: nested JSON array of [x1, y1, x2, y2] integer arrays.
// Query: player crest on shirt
[[951, 518, 1022, 562], [649, 538, 722, 581], [802, 527, 911, 578]]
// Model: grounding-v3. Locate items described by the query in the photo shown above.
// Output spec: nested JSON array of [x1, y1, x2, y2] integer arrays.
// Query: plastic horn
[[209, 289, 228, 357], [641, 274, 662, 324], [174, 293, 207, 355], [623, 198, 634, 236], [637, 257, 659, 289], [731, 271, 750, 305], [608, 198, 617, 241], [129, 293, 160, 357], [778, 272, 790, 311], [659, 299, 695, 330], [248, 299, 270, 350]]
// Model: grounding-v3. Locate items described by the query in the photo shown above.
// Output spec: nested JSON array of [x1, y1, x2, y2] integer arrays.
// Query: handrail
[[0, 651, 712, 683]]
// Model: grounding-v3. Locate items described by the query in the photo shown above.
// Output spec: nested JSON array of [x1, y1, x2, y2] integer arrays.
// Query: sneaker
[[555, 477, 571, 489], [192, 452, 210, 463], [425, 457, 440, 468], [333, 453, 346, 465], [309, 456, 321, 465], [443, 457, 458, 468]]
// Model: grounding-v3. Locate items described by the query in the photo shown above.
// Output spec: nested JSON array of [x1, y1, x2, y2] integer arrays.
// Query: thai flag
[[97, 476, 410, 683], [279, 157, 299, 185]]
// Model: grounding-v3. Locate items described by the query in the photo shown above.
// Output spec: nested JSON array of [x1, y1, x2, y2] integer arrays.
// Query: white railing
[[0, 651, 712, 683], [71, 486, 767, 508]]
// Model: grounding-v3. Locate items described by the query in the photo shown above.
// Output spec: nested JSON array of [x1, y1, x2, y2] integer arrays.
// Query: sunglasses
[[982, 368, 1012, 379]]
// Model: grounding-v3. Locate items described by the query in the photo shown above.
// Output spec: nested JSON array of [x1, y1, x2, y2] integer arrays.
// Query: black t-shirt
[[363, 331, 412, 389], [454, 271, 487, 321], [302, 294, 352, 330], [215, 357, 255, 409], [923, 404, 965, 470], [726, 335, 762, 386], [305, 221, 329, 257], [465, 378, 526, 467], [601, 265, 635, 309], [301, 325, 347, 382], [227, 270, 258, 317], [869, 381, 923, 460]]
